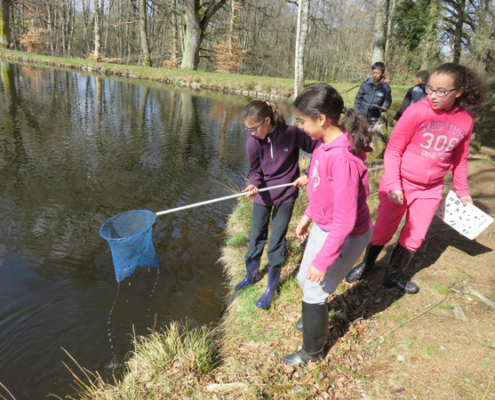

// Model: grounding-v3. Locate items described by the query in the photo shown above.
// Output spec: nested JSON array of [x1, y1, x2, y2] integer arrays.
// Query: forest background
[[0, 0, 494, 89]]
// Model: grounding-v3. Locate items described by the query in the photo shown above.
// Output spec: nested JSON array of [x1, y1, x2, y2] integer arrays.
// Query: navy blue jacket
[[353, 77, 392, 121], [393, 83, 427, 121]]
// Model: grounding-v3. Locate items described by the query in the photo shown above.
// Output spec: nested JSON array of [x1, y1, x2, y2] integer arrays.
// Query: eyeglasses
[[425, 85, 458, 98], [245, 120, 265, 133]]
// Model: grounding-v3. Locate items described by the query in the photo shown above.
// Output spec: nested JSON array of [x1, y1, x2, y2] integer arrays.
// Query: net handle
[[155, 182, 295, 217]]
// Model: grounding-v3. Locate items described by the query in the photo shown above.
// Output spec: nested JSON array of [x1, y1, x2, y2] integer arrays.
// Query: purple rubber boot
[[235, 257, 261, 291], [256, 266, 281, 309]]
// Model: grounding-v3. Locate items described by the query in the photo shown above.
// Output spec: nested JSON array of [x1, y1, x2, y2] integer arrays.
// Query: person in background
[[236, 101, 317, 310], [389, 70, 430, 127], [282, 83, 373, 366], [345, 63, 487, 293], [353, 62, 392, 126]]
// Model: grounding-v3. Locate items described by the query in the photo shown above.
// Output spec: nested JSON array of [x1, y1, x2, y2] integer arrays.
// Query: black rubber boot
[[283, 302, 328, 366], [384, 243, 419, 294], [345, 244, 385, 283], [294, 302, 331, 332], [235, 257, 261, 291]]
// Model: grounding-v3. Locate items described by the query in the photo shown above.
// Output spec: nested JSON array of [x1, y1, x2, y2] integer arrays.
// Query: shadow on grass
[[276, 207, 493, 358]]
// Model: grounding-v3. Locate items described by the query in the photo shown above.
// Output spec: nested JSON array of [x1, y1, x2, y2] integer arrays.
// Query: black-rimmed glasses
[[425, 85, 458, 98]]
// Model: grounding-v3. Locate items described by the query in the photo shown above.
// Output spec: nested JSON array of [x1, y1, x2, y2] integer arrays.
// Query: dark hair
[[432, 63, 487, 106], [416, 70, 430, 83], [294, 83, 373, 155], [241, 100, 287, 133], [372, 62, 386, 72]]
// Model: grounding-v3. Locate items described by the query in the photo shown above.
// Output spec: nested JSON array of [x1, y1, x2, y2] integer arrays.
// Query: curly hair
[[432, 63, 487, 106]]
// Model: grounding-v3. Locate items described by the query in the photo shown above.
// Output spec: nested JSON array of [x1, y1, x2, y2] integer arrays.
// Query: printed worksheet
[[435, 191, 494, 240]]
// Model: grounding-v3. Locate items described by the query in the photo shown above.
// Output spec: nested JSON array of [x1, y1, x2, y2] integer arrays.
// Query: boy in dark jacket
[[389, 70, 429, 127], [354, 62, 392, 126]]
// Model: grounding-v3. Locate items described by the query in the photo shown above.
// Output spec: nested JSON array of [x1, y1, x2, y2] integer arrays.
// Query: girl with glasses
[[236, 100, 318, 310], [282, 83, 373, 366], [346, 63, 487, 294]]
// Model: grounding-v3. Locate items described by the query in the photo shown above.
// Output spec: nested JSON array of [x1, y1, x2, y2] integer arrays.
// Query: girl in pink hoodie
[[282, 83, 374, 366], [346, 63, 487, 294]]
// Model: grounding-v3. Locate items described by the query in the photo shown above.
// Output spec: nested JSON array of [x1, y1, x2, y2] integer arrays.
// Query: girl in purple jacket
[[235, 101, 316, 310], [283, 83, 373, 366]]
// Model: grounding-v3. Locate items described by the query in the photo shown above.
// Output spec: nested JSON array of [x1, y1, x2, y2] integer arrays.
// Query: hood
[[320, 133, 370, 160]]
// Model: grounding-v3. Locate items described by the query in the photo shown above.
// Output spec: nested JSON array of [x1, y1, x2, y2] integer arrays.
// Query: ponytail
[[294, 83, 373, 154], [340, 109, 374, 155], [241, 100, 287, 133], [432, 63, 487, 106]]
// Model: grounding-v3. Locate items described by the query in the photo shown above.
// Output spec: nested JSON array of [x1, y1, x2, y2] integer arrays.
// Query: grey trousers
[[297, 224, 373, 305]]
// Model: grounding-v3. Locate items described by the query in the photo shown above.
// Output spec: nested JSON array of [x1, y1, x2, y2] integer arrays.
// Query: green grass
[[454, 266, 473, 280], [426, 343, 440, 358], [226, 232, 249, 248], [433, 282, 449, 295], [231, 285, 283, 342]]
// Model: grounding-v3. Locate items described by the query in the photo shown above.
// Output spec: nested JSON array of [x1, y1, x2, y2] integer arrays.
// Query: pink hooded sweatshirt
[[305, 134, 372, 273], [383, 98, 474, 196]]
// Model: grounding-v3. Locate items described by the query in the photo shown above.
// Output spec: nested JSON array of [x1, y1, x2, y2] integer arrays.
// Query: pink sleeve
[[312, 160, 359, 273], [383, 107, 419, 193], [452, 119, 474, 197]]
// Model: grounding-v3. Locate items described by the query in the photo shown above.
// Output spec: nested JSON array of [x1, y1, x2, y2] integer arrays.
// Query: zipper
[[266, 137, 273, 159]]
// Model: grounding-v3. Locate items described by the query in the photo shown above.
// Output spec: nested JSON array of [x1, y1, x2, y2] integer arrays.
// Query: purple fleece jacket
[[246, 125, 317, 206], [305, 134, 372, 273]]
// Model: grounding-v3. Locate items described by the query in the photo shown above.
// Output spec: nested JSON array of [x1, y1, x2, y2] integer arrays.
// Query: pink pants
[[370, 177, 444, 251]]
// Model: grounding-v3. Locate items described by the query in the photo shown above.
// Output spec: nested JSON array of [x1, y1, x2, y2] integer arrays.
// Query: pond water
[[0, 62, 273, 399]]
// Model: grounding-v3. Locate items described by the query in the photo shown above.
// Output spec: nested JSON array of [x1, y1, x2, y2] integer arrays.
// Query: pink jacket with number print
[[383, 98, 474, 197]]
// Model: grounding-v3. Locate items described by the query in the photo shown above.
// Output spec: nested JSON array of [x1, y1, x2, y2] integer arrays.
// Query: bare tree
[[93, 0, 102, 59], [421, 0, 441, 70], [138, 0, 152, 66], [181, 0, 228, 70], [371, 0, 389, 63], [0, 0, 11, 48], [384, 0, 396, 62], [452, 0, 467, 63], [294, 0, 310, 96]]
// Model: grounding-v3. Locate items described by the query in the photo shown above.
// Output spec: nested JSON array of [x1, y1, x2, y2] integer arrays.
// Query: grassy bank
[[0, 48, 409, 105]]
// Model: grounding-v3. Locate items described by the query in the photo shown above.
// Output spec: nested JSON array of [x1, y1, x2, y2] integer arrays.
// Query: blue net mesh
[[100, 210, 160, 282]]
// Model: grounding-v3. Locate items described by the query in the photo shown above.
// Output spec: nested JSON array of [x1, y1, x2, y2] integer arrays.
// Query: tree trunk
[[452, 0, 466, 63], [93, 0, 101, 59], [171, 0, 177, 62], [47, 2, 54, 55], [0, 0, 11, 48], [228, 0, 234, 62], [371, 0, 389, 63], [181, 0, 227, 70], [421, 0, 441, 70], [139, 0, 152, 66], [181, 1, 203, 70], [294, 0, 310, 97], [384, 0, 396, 63]]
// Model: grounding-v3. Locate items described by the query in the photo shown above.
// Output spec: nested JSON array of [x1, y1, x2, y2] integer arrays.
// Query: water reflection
[[0, 62, 254, 399]]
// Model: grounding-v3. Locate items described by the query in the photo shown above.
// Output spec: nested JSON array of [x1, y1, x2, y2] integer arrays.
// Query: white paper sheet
[[435, 191, 494, 240]]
